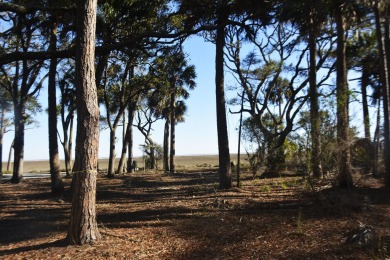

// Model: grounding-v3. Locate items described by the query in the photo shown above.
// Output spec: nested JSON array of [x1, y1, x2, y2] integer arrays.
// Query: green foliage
[[280, 179, 301, 189], [260, 185, 272, 192]]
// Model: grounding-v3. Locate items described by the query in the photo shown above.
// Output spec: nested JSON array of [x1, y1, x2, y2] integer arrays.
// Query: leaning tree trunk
[[66, 0, 100, 245], [309, 26, 323, 179], [7, 139, 14, 172], [163, 119, 169, 172], [215, 5, 231, 189], [335, 5, 353, 188], [48, 15, 64, 194], [11, 103, 25, 183], [118, 111, 127, 174]]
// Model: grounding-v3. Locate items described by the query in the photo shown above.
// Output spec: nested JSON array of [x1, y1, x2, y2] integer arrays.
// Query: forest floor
[[0, 169, 389, 259]]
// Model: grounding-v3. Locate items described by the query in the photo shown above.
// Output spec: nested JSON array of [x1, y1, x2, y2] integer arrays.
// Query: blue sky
[[2, 35, 244, 161], [1, 32, 371, 162]]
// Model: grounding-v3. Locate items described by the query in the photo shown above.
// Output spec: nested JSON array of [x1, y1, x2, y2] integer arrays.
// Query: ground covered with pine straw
[[0, 169, 389, 259]]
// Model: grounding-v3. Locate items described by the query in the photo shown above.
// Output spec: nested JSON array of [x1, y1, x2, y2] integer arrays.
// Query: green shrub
[[260, 185, 272, 192]]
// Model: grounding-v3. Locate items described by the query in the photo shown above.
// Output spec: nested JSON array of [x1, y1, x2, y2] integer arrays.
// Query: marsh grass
[[3, 154, 248, 173]]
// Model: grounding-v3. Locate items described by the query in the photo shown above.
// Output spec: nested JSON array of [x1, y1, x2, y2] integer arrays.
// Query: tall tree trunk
[[126, 102, 136, 173], [237, 90, 245, 187], [11, 103, 24, 183], [375, 0, 390, 184], [119, 111, 127, 174], [64, 138, 71, 177], [48, 15, 64, 194], [117, 112, 131, 174], [361, 63, 371, 141], [215, 2, 231, 189], [66, 0, 100, 245], [373, 100, 381, 177], [383, 4, 390, 187], [163, 119, 169, 172], [335, 4, 353, 188], [107, 127, 117, 177], [309, 26, 323, 179], [150, 145, 156, 169], [69, 114, 74, 170], [170, 82, 176, 175]]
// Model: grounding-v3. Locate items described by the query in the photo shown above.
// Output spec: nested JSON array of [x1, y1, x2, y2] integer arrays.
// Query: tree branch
[[0, 3, 76, 14]]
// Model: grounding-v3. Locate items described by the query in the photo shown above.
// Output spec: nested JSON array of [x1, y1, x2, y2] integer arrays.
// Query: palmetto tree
[[149, 45, 196, 174]]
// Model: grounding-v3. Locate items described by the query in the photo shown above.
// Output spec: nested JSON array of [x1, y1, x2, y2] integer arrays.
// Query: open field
[[2, 154, 247, 173], [0, 168, 390, 259]]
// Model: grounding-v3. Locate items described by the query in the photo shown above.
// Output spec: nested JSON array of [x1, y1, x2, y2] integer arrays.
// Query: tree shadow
[[0, 240, 66, 257]]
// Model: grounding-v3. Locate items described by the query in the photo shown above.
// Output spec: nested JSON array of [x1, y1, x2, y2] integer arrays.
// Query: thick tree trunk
[[309, 27, 323, 179], [335, 5, 353, 188], [48, 16, 64, 194], [375, 0, 390, 184], [215, 5, 231, 189], [383, 8, 390, 187], [163, 119, 169, 172], [11, 104, 24, 183], [66, 0, 100, 245]]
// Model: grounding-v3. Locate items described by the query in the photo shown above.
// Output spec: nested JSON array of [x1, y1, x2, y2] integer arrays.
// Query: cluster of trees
[[0, 0, 389, 245]]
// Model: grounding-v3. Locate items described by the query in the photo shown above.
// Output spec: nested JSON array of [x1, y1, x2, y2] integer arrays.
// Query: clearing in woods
[[0, 165, 389, 259]]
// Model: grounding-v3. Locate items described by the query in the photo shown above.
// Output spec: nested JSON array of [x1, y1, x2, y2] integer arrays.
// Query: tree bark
[[170, 81, 176, 175], [11, 103, 24, 183], [66, 0, 100, 245], [215, 2, 231, 189], [163, 119, 169, 172], [383, 4, 390, 187], [126, 102, 136, 173], [374, 0, 390, 184], [335, 4, 353, 188], [107, 127, 117, 177], [48, 14, 64, 194], [117, 112, 131, 174]]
